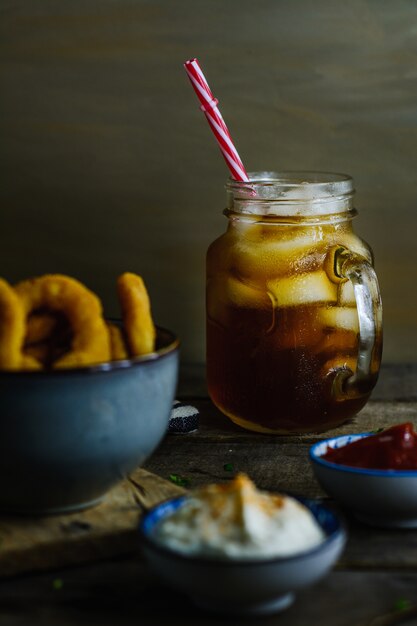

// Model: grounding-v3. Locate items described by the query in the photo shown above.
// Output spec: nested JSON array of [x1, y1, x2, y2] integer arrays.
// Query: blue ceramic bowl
[[310, 433, 417, 528], [139, 494, 346, 616], [0, 326, 179, 514]]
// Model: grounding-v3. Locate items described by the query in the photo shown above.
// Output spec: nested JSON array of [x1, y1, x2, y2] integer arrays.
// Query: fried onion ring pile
[[24, 311, 73, 368], [0, 272, 156, 371]]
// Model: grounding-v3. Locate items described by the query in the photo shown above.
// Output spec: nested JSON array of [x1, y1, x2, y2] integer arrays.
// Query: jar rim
[[226, 171, 353, 194], [225, 171, 355, 217]]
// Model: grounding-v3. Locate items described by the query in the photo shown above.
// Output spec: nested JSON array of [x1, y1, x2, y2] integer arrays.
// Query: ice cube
[[227, 276, 269, 309], [207, 274, 271, 326], [317, 307, 359, 333], [268, 182, 344, 215], [268, 271, 338, 308], [231, 229, 323, 281], [338, 281, 356, 306]]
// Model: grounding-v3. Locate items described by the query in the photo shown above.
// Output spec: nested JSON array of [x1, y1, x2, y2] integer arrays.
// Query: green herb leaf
[[371, 427, 384, 434], [52, 578, 63, 591], [394, 598, 411, 612], [223, 463, 234, 472], [169, 474, 190, 488]]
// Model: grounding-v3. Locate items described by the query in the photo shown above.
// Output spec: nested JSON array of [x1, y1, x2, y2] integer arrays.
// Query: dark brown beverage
[[206, 173, 382, 434]]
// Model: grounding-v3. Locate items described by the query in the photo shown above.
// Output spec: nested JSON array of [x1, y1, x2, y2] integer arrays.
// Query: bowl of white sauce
[[138, 474, 346, 616]]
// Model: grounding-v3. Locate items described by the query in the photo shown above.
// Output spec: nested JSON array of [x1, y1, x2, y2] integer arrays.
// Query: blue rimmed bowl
[[139, 494, 346, 616], [0, 326, 179, 515], [310, 433, 417, 528]]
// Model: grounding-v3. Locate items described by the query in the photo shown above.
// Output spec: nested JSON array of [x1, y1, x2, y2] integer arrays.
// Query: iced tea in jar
[[206, 172, 383, 434]]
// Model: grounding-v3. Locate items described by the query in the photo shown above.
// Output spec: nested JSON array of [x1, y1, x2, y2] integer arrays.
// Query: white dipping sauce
[[153, 474, 325, 559]]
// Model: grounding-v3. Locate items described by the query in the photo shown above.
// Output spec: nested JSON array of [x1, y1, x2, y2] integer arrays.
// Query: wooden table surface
[[1, 364, 417, 626]]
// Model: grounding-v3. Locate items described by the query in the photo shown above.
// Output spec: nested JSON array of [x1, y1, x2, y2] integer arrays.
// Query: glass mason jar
[[206, 172, 383, 434]]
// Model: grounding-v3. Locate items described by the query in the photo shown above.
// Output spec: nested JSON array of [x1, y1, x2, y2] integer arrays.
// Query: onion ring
[[117, 272, 155, 356], [25, 311, 60, 345], [15, 274, 111, 369], [23, 342, 50, 367], [0, 278, 40, 370], [107, 322, 128, 360]]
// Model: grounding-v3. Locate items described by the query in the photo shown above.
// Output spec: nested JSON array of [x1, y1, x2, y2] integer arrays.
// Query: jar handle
[[331, 248, 383, 399]]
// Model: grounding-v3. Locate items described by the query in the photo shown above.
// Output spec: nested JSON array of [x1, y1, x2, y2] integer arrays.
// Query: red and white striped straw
[[184, 58, 250, 183]]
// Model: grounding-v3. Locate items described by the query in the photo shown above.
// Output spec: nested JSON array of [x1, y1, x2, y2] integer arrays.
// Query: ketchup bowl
[[310, 432, 417, 528]]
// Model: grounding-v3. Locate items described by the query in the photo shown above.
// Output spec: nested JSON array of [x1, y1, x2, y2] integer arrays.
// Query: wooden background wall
[[1, 0, 416, 363]]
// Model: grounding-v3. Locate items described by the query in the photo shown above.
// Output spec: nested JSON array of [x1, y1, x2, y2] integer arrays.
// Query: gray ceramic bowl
[[0, 326, 179, 514], [139, 495, 346, 616], [310, 434, 417, 528]]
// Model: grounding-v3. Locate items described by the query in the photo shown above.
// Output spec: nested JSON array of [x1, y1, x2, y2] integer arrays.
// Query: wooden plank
[[0, 392, 416, 579], [167, 397, 417, 444], [145, 438, 324, 497], [0, 469, 183, 578], [0, 558, 416, 626], [342, 518, 417, 570]]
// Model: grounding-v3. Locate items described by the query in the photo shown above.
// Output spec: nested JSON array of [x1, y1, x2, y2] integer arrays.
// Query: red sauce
[[322, 423, 417, 470]]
